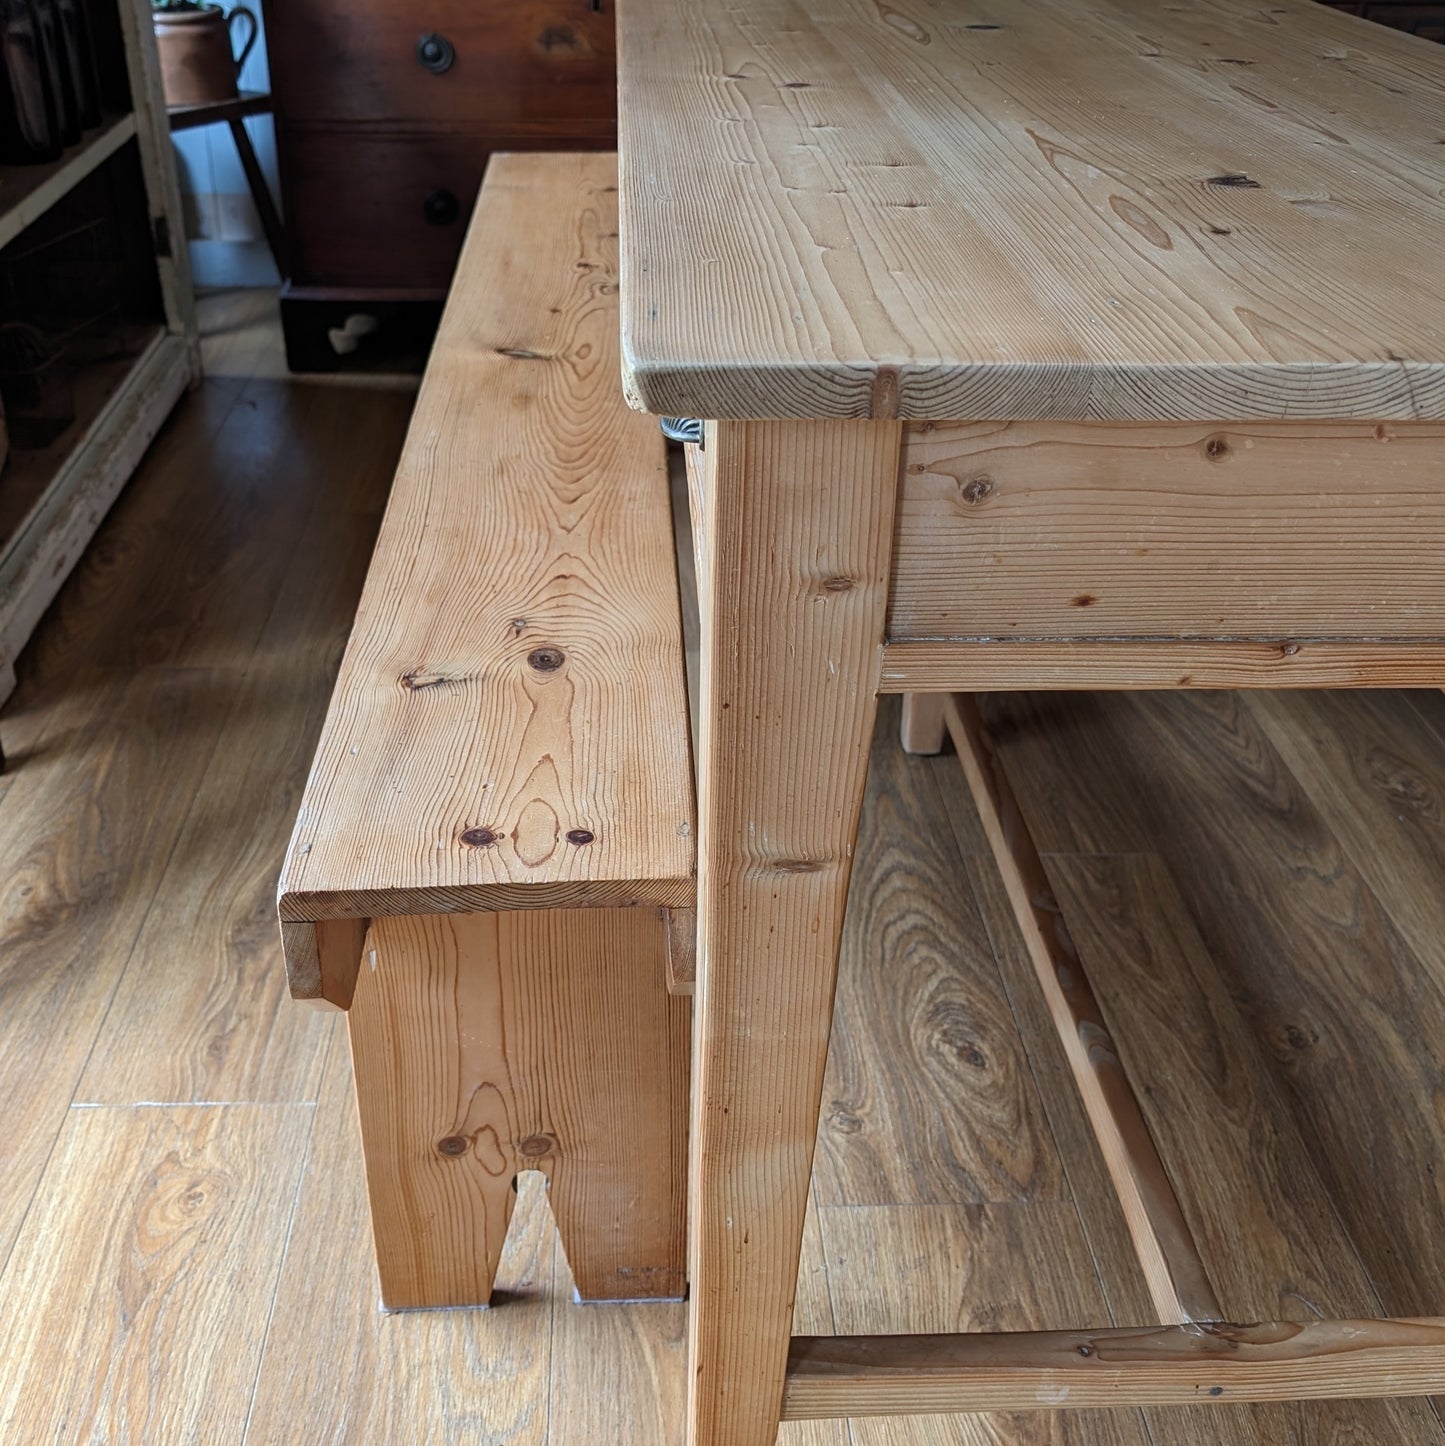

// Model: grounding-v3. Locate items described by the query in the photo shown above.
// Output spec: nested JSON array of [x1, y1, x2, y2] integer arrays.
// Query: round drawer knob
[[423, 189, 461, 226], [416, 32, 456, 73]]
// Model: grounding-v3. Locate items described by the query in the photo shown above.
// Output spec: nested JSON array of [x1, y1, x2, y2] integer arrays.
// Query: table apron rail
[[889, 418, 1445, 646]]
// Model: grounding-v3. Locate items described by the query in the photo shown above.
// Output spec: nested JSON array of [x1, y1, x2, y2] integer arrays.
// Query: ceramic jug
[[154, 3, 257, 108]]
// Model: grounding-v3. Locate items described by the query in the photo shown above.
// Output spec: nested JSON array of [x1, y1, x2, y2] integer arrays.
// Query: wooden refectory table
[[614, 0, 1445, 1441]]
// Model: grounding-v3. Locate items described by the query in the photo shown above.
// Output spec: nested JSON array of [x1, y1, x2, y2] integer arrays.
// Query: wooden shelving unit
[[0, 0, 197, 704], [0, 113, 138, 252]]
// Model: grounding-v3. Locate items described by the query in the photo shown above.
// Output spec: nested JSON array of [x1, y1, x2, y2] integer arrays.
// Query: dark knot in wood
[[527, 646, 566, 672]]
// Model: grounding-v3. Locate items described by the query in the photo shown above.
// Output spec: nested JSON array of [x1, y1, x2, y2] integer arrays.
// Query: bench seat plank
[[278, 153, 695, 999]]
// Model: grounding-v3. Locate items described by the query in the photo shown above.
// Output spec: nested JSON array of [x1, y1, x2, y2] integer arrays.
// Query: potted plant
[[152, 0, 256, 109]]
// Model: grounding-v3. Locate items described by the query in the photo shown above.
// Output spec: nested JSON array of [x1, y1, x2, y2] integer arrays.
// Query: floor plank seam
[[69, 1100, 320, 1109]]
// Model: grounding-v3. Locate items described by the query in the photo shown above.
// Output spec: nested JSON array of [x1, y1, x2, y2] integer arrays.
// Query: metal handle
[[423, 189, 460, 226], [416, 32, 455, 73], [660, 417, 704, 445], [228, 6, 260, 74]]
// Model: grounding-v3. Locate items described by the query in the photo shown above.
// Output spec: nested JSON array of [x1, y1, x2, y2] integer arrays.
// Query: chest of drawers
[[1321, 0, 1445, 41], [261, 0, 616, 369]]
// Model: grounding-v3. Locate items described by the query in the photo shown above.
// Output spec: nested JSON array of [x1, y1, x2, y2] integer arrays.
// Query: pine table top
[[616, 0, 1445, 422]]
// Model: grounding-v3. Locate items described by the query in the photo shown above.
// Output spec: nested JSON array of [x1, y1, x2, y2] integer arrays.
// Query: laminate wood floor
[[2, 290, 1444, 1443]]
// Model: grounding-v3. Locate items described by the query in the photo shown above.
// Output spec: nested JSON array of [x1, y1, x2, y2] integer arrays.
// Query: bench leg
[[347, 908, 689, 1309], [899, 692, 947, 755]]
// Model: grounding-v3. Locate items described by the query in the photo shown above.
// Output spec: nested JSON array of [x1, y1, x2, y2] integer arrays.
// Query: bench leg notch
[[348, 908, 689, 1309]]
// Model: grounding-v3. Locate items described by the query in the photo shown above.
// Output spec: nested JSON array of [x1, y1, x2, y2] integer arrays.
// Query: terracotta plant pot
[[153, 3, 256, 108]]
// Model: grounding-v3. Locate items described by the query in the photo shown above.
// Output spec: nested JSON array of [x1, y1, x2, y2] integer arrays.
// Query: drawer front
[[262, 0, 616, 133], [280, 129, 490, 289], [889, 419, 1445, 641]]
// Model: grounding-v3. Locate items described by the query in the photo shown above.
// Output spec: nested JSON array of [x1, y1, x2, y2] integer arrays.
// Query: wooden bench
[[276, 152, 694, 1310]]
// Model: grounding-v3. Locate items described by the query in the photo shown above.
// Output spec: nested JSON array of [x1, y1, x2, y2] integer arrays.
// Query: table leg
[[689, 418, 902, 1446], [348, 908, 689, 1308], [899, 692, 947, 755], [226, 116, 288, 278]]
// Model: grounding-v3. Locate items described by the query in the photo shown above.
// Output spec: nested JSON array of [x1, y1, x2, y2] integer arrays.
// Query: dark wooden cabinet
[[261, 0, 616, 370], [1320, 0, 1445, 41], [279, 130, 492, 291]]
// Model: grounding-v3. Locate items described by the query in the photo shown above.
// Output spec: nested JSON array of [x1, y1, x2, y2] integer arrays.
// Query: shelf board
[[0, 113, 139, 252], [167, 89, 273, 133], [0, 327, 193, 673], [0, 322, 165, 546]]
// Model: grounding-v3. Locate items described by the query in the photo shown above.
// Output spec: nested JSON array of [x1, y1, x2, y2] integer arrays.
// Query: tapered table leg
[[899, 692, 947, 755], [687, 418, 902, 1446]]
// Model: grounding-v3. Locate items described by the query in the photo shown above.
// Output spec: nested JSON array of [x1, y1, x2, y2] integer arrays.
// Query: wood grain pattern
[[275, 128, 489, 292], [663, 905, 696, 995], [13, 290, 1445, 1442], [548, 1235, 687, 1446], [962, 860, 1159, 1334], [0, 667, 227, 1271], [0, 336, 194, 698], [945, 696, 1219, 1327], [814, 707, 1067, 1210], [688, 416, 900, 1446], [246, 1036, 559, 1444], [1045, 851, 1384, 1326], [350, 909, 689, 1309], [70, 652, 343, 1098], [891, 419, 1445, 640], [1246, 688, 1445, 981], [881, 640, 1445, 692], [281, 917, 369, 1012], [31, 382, 379, 680], [277, 153, 694, 934], [783, 1318, 1445, 1419], [987, 689, 1445, 1334], [0, 1104, 313, 1440], [777, 1196, 852, 1446], [1045, 851, 1445, 1442], [962, 700, 1445, 1441], [617, 0, 1445, 421], [1404, 686, 1445, 741], [676, 444, 703, 743], [76, 431, 404, 1098]]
